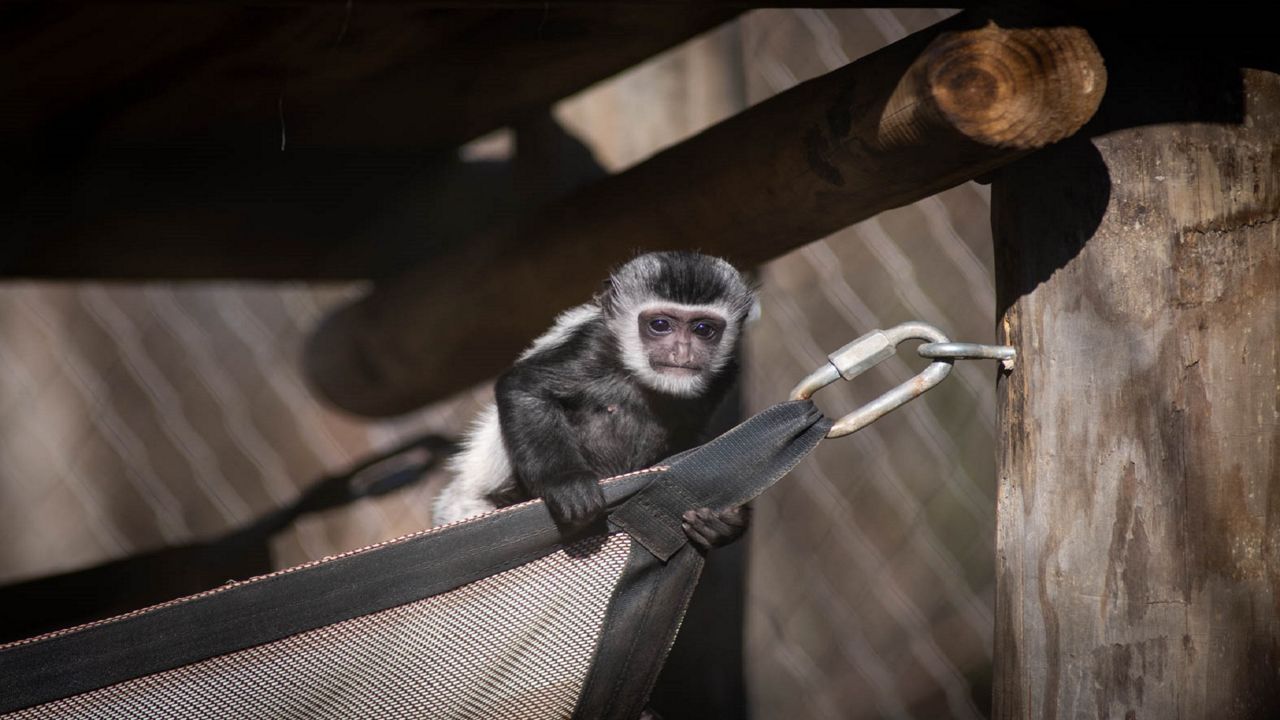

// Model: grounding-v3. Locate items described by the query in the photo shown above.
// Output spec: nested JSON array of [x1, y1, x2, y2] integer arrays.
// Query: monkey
[[432, 251, 756, 549]]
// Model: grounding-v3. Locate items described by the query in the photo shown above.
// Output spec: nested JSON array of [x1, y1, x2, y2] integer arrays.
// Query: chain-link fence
[[0, 8, 994, 718]]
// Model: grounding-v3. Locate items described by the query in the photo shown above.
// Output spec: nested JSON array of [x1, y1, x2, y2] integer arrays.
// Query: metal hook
[[918, 342, 1016, 371], [790, 322, 955, 438]]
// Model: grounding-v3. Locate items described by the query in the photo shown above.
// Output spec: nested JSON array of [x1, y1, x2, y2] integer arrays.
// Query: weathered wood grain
[[305, 12, 1105, 415], [992, 68, 1280, 719]]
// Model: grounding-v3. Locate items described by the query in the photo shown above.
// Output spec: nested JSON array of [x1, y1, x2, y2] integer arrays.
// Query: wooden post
[[991, 47, 1280, 719], [306, 13, 1105, 415]]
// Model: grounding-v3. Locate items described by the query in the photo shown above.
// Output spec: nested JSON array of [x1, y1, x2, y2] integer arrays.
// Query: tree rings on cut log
[[925, 22, 1106, 149]]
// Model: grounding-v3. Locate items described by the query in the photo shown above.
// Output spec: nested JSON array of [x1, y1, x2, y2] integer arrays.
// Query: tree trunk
[[991, 58, 1280, 719]]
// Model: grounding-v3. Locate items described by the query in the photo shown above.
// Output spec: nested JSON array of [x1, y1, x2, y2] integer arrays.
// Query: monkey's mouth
[[652, 362, 702, 376]]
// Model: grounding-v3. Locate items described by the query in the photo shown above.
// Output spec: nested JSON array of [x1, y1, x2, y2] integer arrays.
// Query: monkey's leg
[[680, 505, 751, 551]]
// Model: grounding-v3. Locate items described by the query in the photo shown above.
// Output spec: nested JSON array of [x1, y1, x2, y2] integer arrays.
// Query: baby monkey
[[433, 251, 754, 549]]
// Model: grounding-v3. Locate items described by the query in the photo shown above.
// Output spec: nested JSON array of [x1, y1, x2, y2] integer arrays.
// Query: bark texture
[[992, 67, 1280, 719]]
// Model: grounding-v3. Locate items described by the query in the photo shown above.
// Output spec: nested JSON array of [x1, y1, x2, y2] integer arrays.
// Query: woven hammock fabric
[[6, 535, 630, 719], [0, 401, 831, 719]]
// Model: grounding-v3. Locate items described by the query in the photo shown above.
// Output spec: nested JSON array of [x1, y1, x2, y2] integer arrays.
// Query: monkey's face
[[603, 252, 752, 398], [634, 307, 728, 395]]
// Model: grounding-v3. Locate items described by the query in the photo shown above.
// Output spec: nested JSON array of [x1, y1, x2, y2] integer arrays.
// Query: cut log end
[[925, 22, 1106, 149]]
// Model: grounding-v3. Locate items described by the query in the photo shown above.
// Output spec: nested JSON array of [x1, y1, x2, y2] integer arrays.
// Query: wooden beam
[[305, 11, 1105, 416], [0, 5, 727, 278], [1, 5, 734, 152], [0, 148, 507, 280], [0, 118, 604, 280], [991, 51, 1280, 720], [91, 2, 968, 6]]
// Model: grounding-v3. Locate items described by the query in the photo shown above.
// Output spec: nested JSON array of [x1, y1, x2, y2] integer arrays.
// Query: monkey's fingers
[[691, 508, 737, 541], [544, 482, 606, 528], [681, 518, 717, 552], [718, 504, 752, 528], [681, 506, 749, 550]]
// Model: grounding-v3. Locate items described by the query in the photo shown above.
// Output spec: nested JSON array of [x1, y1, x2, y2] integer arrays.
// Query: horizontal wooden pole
[[97, 2, 967, 6], [306, 11, 1106, 416], [0, 120, 605, 280], [0, 150, 504, 280], [4, 6, 734, 153]]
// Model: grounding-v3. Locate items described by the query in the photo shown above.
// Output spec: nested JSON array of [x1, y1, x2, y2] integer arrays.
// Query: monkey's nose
[[670, 342, 692, 364]]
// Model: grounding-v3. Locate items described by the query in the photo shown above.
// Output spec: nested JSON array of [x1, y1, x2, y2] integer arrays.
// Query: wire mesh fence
[[0, 8, 994, 718]]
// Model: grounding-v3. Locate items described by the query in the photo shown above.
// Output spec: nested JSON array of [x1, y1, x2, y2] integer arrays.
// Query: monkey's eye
[[648, 318, 673, 334], [692, 321, 718, 339]]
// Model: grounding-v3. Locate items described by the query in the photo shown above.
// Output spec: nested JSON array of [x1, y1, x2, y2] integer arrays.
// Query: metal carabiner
[[790, 322, 954, 438]]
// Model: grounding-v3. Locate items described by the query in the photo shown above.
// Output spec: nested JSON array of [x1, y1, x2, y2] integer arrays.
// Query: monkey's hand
[[541, 473, 607, 529], [681, 505, 751, 551]]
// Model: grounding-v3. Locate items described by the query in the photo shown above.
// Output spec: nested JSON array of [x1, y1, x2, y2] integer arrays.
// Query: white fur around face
[[607, 299, 741, 398], [433, 402, 511, 525], [518, 304, 600, 362]]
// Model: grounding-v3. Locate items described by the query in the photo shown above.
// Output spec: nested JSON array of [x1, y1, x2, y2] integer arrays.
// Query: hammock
[[0, 401, 831, 719]]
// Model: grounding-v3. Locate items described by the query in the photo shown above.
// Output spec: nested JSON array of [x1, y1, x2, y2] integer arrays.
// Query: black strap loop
[[610, 400, 831, 560]]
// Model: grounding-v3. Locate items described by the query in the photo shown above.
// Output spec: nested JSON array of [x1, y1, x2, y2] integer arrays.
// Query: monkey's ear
[[596, 277, 616, 314]]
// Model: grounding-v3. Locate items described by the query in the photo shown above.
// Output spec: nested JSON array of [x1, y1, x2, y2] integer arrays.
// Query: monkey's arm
[[495, 369, 605, 528]]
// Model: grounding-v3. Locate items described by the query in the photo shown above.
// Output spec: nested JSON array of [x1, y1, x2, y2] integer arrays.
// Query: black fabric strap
[[576, 400, 831, 717], [610, 400, 831, 560], [0, 472, 660, 714], [608, 476, 701, 560], [572, 540, 705, 720]]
